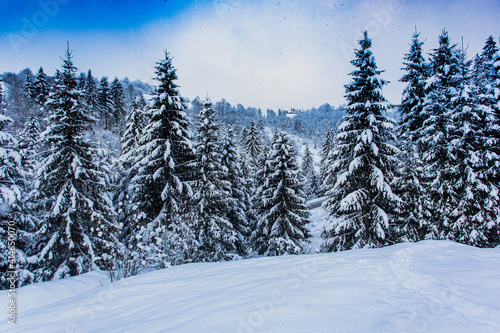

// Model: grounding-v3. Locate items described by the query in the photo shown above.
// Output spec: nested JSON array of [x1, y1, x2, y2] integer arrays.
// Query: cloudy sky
[[1, 0, 499, 110]]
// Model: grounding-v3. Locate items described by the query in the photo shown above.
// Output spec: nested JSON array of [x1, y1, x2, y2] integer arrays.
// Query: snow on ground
[[3, 235, 500, 332], [2, 271, 111, 315], [306, 202, 329, 254]]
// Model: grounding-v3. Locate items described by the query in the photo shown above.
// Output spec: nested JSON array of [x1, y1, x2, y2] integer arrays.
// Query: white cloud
[[1, 0, 498, 111]]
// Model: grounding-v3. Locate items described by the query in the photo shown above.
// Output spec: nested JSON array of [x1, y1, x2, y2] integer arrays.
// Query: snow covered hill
[[3, 240, 500, 332]]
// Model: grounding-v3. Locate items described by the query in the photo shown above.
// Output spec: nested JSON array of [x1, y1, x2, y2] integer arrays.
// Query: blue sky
[[1, 0, 499, 110]]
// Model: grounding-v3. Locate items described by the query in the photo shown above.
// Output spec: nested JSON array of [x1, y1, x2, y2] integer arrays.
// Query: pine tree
[[445, 47, 500, 247], [17, 115, 40, 172], [185, 98, 240, 262], [301, 145, 317, 199], [219, 126, 251, 255], [241, 121, 263, 169], [251, 131, 310, 256], [485, 48, 500, 185], [33, 67, 50, 106], [320, 122, 334, 192], [98, 77, 112, 130], [295, 117, 306, 134], [0, 86, 36, 288], [84, 70, 100, 120], [473, 36, 498, 90], [24, 73, 35, 100], [110, 77, 126, 130], [321, 31, 398, 252], [252, 145, 273, 230], [393, 30, 432, 242], [420, 30, 462, 238], [482, 49, 500, 246], [77, 72, 86, 90], [128, 51, 195, 269], [29, 46, 118, 281], [114, 97, 146, 237]]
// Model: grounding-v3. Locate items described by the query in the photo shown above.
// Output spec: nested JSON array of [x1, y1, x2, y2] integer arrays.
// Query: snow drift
[[2, 240, 500, 332]]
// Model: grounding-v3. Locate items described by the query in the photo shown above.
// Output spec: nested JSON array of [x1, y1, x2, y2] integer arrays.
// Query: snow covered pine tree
[[420, 30, 462, 239], [128, 51, 195, 269], [251, 131, 310, 256], [29, 46, 119, 281], [0, 82, 36, 288], [322, 31, 398, 252], [184, 98, 241, 262], [393, 30, 432, 242]]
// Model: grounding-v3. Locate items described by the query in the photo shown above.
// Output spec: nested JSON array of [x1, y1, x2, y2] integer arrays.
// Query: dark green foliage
[[322, 31, 398, 252], [251, 131, 310, 256]]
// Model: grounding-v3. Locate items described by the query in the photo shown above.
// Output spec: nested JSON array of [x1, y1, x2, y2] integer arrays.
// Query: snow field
[[2, 239, 500, 332]]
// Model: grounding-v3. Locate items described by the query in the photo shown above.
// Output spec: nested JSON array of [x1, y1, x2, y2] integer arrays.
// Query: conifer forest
[[2, 28, 500, 291]]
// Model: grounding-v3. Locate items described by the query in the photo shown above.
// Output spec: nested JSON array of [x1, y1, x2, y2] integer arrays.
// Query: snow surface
[[3, 209, 500, 332]]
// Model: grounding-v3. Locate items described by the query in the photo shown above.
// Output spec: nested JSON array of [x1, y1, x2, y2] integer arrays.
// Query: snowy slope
[[3, 239, 500, 332]]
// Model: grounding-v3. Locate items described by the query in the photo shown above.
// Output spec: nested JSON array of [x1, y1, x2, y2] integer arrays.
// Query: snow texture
[[3, 238, 500, 332]]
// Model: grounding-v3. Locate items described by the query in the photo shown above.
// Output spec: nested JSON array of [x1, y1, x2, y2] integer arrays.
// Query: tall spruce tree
[[420, 30, 461, 238], [219, 126, 251, 255], [29, 46, 118, 281], [24, 73, 35, 100], [128, 51, 195, 269], [185, 98, 240, 262], [445, 47, 500, 247], [321, 31, 398, 252], [84, 70, 100, 120], [17, 115, 40, 173], [302, 145, 318, 199], [320, 122, 334, 190], [251, 131, 310, 256], [33, 67, 50, 106], [393, 30, 432, 242], [98, 77, 112, 130], [473, 36, 498, 90], [115, 97, 147, 237], [482, 48, 500, 246], [0, 87, 36, 288], [77, 72, 86, 90], [241, 121, 263, 169], [485, 48, 500, 184], [110, 77, 126, 129]]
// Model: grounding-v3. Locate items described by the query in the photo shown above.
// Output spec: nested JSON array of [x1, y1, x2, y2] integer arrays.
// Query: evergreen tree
[[420, 30, 462, 238], [446, 47, 500, 247], [473, 36, 498, 90], [241, 121, 263, 169], [251, 131, 310, 256], [251, 144, 273, 229], [84, 70, 100, 120], [114, 97, 146, 237], [128, 51, 195, 269], [185, 98, 240, 262], [295, 117, 306, 134], [320, 122, 334, 192], [98, 77, 112, 130], [322, 31, 398, 252], [33, 67, 50, 106], [0, 88, 36, 288], [29, 46, 118, 281], [219, 126, 251, 255], [77, 72, 86, 90], [17, 115, 40, 172], [393, 30, 432, 242], [110, 77, 127, 129], [482, 48, 500, 246], [302, 145, 318, 199], [24, 74, 35, 100], [485, 47, 500, 188]]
